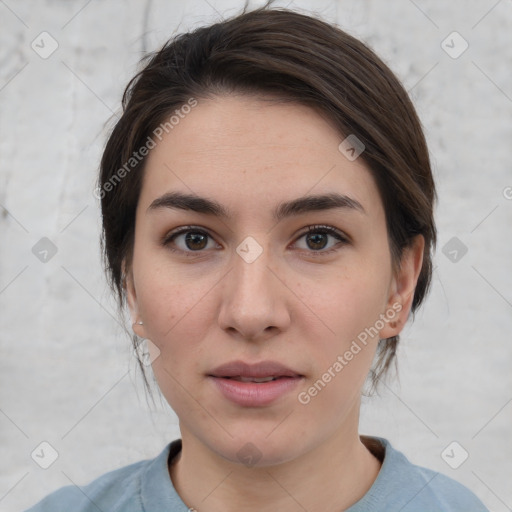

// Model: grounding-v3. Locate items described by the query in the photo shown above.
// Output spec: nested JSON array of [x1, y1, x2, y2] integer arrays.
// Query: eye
[[292, 225, 349, 255], [162, 226, 218, 256], [162, 224, 349, 258]]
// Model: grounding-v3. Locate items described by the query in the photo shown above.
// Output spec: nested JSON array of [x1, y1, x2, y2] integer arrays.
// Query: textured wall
[[1, 1, 511, 511]]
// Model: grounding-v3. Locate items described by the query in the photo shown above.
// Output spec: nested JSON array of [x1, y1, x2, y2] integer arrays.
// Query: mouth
[[207, 360, 304, 406], [219, 375, 300, 384], [220, 376, 286, 383], [208, 359, 304, 380]]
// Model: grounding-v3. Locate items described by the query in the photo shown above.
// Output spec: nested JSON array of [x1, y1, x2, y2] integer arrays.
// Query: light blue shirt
[[24, 437, 489, 511]]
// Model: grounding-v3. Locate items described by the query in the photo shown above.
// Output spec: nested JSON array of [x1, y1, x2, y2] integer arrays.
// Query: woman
[[26, 4, 489, 511]]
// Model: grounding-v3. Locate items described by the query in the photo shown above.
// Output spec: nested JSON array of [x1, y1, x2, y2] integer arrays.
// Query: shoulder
[[23, 443, 175, 512], [350, 437, 489, 512]]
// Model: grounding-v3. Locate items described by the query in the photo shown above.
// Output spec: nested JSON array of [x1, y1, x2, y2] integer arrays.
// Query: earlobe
[[380, 235, 425, 339]]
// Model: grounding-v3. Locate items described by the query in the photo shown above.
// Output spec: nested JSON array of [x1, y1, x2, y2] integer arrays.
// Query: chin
[[205, 429, 306, 468]]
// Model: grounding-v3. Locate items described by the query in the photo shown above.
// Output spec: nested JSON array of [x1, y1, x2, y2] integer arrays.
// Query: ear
[[123, 260, 146, 339], [379, 234, 425, 339]]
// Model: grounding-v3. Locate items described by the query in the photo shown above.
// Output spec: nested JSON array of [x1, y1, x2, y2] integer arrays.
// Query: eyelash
[[161, 224, 349, 258]]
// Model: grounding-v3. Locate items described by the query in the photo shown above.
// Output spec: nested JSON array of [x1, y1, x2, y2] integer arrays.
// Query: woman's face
[[126, 94, 422, 466]]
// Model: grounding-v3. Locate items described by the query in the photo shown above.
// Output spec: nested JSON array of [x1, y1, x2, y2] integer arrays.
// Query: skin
[[125, 94, 424, 512]]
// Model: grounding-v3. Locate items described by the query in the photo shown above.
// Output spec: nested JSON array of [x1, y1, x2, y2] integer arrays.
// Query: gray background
[[1, 1, 511, 511]]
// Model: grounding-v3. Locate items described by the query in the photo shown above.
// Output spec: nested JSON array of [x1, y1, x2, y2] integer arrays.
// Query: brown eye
[[305, 232, 329, 250], [183, 231, 208, 250], [162, 226, 217, 256], [294, 225, 349, 255]]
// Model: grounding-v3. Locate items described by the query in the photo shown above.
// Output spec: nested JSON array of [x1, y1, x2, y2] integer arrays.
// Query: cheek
[[132, 242, 217, 343], [298, 262, 390, 399], [306, 265, 389, 346], [138, 278, 210, 344], [136, 272, 213, 407]]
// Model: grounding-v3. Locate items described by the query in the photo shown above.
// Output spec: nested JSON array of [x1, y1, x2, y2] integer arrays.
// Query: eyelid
[[295, 224, 350, 243], [161, 225, 217, 253], [292, 224, 350, 255]]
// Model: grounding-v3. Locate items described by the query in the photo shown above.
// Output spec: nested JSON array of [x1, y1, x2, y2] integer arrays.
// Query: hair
[[98, 3, 437, 398]]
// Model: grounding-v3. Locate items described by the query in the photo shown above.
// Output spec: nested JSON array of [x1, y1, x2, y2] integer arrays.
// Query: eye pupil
[[185, 232, 208, 250], [307, 233, 328, 250]]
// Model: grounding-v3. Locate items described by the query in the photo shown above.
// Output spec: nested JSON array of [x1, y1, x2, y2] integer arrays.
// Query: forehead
[[138, 95, 383, 221]]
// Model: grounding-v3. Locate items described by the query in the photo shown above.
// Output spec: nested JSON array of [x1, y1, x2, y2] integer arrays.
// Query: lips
[[208, 360, 303, 380], [207, 360, 304, 406]]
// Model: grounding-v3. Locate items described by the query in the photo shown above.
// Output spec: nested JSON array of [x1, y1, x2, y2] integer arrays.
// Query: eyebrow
[[147, 191, 366, 221]]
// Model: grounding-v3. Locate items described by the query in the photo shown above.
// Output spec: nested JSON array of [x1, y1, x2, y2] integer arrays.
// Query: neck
[[169, 422, 382, 512]]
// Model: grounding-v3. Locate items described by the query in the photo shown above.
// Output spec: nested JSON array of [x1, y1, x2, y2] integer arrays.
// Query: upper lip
[[208, 360, 303, 378]]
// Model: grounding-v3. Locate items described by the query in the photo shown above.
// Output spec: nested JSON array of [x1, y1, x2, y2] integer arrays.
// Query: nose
[[217, 241, 291, 343]]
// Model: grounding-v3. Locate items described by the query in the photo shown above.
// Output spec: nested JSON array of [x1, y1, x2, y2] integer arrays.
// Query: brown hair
[[98, 4, 437, 395]]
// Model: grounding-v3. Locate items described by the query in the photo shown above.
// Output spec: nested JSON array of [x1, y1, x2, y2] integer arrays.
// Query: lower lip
[[208, 376, 303, 407]]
